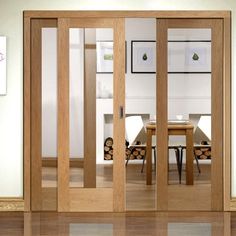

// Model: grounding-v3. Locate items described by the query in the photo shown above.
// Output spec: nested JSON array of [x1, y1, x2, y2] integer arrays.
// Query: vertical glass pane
[[125, 18, 156, 210], [69, 28, 84, 187], [41, 28, 57, 188], [96, 28, 113, 188], [69, 28, 113, 188], [167, 29, 211, 186]]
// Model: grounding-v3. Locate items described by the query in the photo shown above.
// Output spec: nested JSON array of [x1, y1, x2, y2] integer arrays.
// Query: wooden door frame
[[157, 18, 224, 211], [23, 10, 231, 212]]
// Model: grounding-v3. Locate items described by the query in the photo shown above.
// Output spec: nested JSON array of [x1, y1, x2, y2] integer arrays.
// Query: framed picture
[[0, 36, 6, 95], [96, 41, 126, 74], [168, 41, 211, 73], [96, 41, 113, 73], [131, 41, 156, 73]]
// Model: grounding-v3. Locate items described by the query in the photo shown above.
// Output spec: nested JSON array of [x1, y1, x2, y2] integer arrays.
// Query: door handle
[[119, 106, 124, 119]]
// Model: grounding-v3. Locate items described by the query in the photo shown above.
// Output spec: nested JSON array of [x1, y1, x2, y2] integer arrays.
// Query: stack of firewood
[[129, 147, 146, 160], [194, 147, 211, 159], [194, 141, 211, 159], [104, 137, 146, 160], [104, 137, 113, 160], [104, 137, 131, 160]]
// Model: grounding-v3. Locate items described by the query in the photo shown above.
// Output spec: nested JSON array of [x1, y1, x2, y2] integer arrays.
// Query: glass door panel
[[68, 28, 114, 188], [167, 28, 211, 186], [41, 27, 58, 191], [125, 18, 156, 211], [157, 19, 223, 211], [41, 27, 58, 211], [69, 28, 84, 188]]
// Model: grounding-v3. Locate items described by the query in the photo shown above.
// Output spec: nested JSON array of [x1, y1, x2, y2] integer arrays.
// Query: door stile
[[156, 19, 168, 211], [57, 18, 70, 212], [31, 19, 43, 211], [211, 19, 223, 210], [113, 18, 126, 212]]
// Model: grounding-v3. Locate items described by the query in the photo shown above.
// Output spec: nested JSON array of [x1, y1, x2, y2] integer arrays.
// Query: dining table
[[145, 121, 194, 185]]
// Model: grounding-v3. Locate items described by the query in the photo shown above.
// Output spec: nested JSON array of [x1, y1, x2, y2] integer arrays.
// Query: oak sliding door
[[30, 15, 225, 213], [156, 19, 223, 211], [30, 18, 125, 212]]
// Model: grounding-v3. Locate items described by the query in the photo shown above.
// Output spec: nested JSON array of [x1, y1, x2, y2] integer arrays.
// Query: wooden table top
[[146, 122, 194, 130]]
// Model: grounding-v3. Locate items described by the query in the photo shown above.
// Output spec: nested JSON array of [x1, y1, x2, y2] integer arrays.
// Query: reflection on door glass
[[168, 223, 211, 236], [70, 224, 113, 236]]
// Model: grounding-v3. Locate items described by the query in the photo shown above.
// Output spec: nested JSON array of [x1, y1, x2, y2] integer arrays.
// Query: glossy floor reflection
[[0, 212, 235, 235]]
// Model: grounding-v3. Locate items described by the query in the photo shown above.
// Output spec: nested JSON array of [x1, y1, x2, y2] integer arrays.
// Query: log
[[104, 146, 110, 152], [109, 149, 113, 155], [140, 149, 146, 156], [126, 148, 131, 156], [136, 155, 143, 160], [201, 148, 209, 152], [132, 150, 139, 156], [105, 137, 113, 147], [199, 154, 208, 159], [104, 154, 112, 160], [125, 148, 131, 160], [194, 149, 202, 156], [204, 150, 211, 157], [129, 154, 135, 160]]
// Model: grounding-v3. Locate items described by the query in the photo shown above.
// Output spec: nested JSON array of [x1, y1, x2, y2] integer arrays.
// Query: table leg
[[146, 129, 152, 185], [186, 128, 194, 185]]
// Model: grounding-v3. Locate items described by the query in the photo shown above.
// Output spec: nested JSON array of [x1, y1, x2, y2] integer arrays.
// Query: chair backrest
[[125, 115, 145, 145], [189, 114, 211, 143]]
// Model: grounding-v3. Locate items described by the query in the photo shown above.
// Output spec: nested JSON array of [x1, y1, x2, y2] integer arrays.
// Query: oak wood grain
[[31, 19, 42, 211], [223, 15, 231, 211], [23, 10, 231, 19], [211, 19, 223, 211], [57, 18, 70, 212], [113, 18, 126, 212], [70, 188, 113, 212], [23, 16, 31, 212], [156, 19, 168, 211]]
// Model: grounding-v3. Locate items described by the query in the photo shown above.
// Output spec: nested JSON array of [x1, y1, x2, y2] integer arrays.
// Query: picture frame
[[96, 41, 127, 74], [131, 40, 156, 74], [168, 41, 211, 73], [0, 36, 6, 95]]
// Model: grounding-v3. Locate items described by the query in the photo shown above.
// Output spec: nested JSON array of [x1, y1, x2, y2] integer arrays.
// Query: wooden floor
[[42, 161, 211, 211], [0, 211, 235, 235]]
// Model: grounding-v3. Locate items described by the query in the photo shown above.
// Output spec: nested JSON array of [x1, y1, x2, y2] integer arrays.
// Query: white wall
[[0, 0, 235, 198]]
